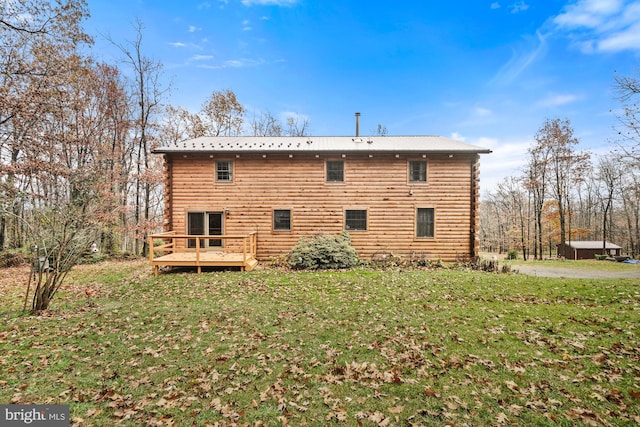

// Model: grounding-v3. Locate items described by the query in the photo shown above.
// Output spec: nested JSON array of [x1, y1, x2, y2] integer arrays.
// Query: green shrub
[[79, 252, 110, 265], [506, 249, 518, 260], [289, 232, 359, 270]]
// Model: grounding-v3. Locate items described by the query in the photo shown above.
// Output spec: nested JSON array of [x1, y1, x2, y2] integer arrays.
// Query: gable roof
[[562, 241, 622, 250], [153, 136, 492, 155]]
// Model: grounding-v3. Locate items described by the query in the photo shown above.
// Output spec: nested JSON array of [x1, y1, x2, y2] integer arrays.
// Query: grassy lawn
[[1, 260, 639, 426], [505, 258, 640, 271]]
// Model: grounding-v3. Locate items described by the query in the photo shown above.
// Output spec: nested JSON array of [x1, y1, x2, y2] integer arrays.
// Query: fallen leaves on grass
[[1, 264, 639, 425]]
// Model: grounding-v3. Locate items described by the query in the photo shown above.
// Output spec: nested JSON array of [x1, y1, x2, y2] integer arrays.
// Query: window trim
[[325, 159, 345, 183], [273, 209, 292, 232], [215, 160, 234, 182], [408, 159, 428, 183], [416, 207, 435, 238], [345, 208, 367, 232]]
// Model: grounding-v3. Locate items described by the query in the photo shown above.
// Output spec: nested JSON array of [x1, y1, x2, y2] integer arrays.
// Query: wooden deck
[[149, 232, 258, 275]]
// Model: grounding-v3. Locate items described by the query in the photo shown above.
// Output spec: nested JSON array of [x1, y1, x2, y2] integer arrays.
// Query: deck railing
[[148, 231, 257, 270]]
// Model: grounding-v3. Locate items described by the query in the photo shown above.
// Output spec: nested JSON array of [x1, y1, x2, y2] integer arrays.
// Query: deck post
[[148, 235, 154, 265], [196, 237, 201, 273], [243, 237, 247, 263]]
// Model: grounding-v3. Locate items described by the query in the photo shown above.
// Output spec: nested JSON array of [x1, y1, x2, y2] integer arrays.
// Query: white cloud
[[197, 57, 266, 69], [474, 137, 533, 194], [553, 0, 640, 53], [490, 2, 501, 10], [450, 132, 466, 142], [188, 25, 201, 33], [509, 1, 529, 14], [191, 55, 214, 61], [489, 31, 547, 86], [598, 22, 640, 52], [169, 41, 205, 50], [536, 93, 580, 107], [452, 132, 533, 194], [223, 59, 246, 67], [281, 111, 309, 123], [554, 0, 623, 28], [474, 107, 493, 117]]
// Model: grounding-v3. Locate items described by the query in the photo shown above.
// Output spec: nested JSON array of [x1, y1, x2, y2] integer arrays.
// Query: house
[[149, 133, 491, 273], [557, 241, 622, 260]]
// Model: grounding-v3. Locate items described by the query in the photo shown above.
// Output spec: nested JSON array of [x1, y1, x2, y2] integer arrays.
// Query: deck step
[[245, 258, 259, 271]]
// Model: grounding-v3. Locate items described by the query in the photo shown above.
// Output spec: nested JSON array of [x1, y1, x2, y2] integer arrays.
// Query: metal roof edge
[[152, 135, 492, 155]]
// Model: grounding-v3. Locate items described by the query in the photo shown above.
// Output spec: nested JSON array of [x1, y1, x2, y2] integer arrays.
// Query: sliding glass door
[[187, 211, 223, 248]]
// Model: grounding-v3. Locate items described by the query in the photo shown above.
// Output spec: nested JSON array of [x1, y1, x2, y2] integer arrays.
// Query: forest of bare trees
[[480, 91, 640, 259]]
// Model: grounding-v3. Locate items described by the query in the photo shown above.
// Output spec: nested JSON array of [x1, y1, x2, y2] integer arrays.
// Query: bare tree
[[614, 71, 640, 164], [160, 105, 206, 143], [619, 165, 640, 257], [596, 155, 621, 253], [375, 124, 388, 136], [22, 60, 125, 311], [497, 177, 529, 260], [108, 20, 167, 256], [0, 0, 91, 250], [249, 110, 283, 136], [200, 89, 245, 136], [524, 140, 552, 259], [285, 114, 309, 137], [532, 118, 590, 258], [612, 69, 640, 256]]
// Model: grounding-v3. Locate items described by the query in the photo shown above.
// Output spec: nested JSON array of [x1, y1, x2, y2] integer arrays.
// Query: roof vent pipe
[[355, 112, 360, 137]]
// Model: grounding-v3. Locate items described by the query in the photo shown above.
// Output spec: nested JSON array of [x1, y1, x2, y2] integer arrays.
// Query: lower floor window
[[345, 209, 367, 231], [273, 209, 291, 231], [417, 208, 435, 238]]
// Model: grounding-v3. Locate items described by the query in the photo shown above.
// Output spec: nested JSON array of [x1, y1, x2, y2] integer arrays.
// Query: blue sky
[[86, 0, 640, 193]]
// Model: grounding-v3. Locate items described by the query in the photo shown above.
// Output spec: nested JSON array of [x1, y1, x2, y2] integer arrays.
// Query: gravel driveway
[[515, 264, 640, 279]]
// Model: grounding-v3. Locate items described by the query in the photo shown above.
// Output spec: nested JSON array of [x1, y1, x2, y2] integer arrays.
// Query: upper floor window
[[216, 160, 233, 182], [409, 160, 427, 182], [326, 160, 344, 182]]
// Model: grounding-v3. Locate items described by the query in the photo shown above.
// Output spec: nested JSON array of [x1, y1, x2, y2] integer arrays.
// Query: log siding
[[161, 151, 482, 261]]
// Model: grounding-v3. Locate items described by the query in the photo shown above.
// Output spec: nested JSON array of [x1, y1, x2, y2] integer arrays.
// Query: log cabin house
[[149, 134, 491, 273]]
